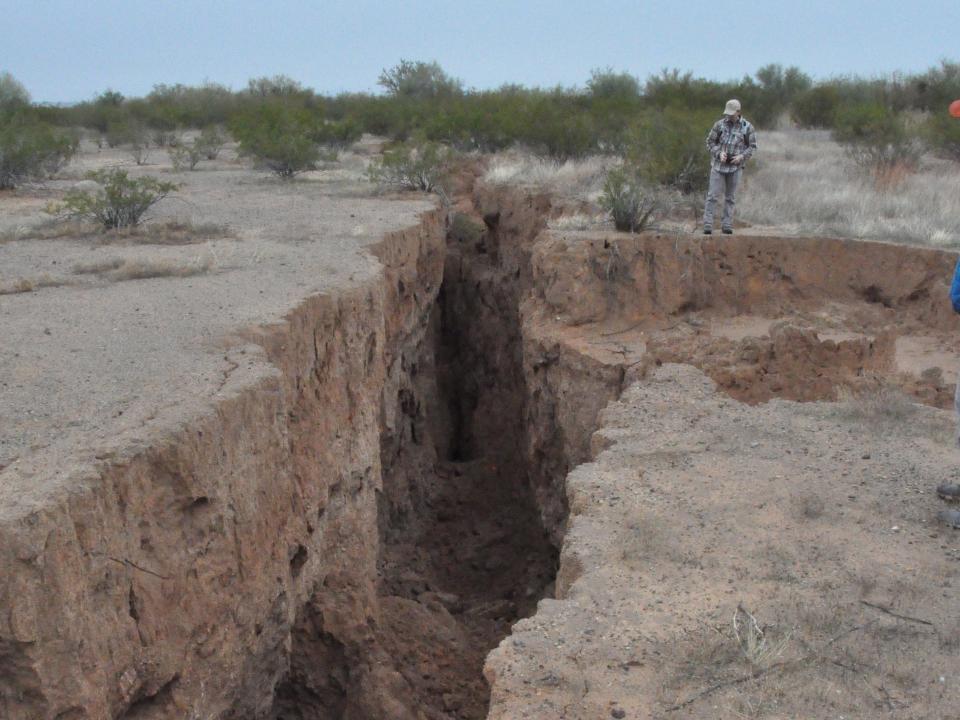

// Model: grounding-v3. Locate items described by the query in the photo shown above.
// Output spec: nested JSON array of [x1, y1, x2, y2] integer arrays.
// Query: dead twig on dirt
[[665, 661, 792, 712], [107, 555, 171, 580], [600, 321, 644, 337], [860, 600, 934, 627], [665, 617, 879, 712]]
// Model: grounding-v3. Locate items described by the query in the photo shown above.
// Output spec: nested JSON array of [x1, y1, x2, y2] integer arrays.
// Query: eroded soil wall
[[0, 210, 448, 720], [6, 179, 959, 720]]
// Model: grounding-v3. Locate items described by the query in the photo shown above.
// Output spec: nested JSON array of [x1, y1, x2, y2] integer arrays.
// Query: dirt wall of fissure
[[0, 208, 447, 720]]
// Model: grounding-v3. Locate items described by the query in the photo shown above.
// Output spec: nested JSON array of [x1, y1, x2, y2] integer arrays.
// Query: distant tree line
[[3, 60, 960, 193]]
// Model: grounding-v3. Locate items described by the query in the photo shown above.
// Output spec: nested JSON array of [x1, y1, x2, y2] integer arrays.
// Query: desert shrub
[[587, 67, 641, 100], [144, 82, 238, 129], [625, 107, 714, 194], [195, 125, 227, 159], [378, 60, 463, 100], [599, 166, 659, 232], [167, 137, 203, 171], [311, 117, 362, 156], [52, 169, 179, 228], [832, 103, 923, 177], [229, 102, 320, 178], [245, 75, 310, 99], [367, 140, 454, 194], [522, 92, 598, 160], [105, 117, 151, 163], [791, 85, 842, 128], [0, 72, 30, 111], [151, 129, 177, 147], [923, 111, 960, 162], [0, 112, 78, 189], [643, 69, 729, 112], [752, 64, 812, 126], [910, 61, 960, 112]]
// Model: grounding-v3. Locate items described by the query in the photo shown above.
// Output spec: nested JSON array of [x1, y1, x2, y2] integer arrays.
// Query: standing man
[[703, 99, 757, 235]]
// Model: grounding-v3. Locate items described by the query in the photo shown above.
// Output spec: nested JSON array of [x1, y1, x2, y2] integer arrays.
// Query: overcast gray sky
[[4, 0, 959, 104]]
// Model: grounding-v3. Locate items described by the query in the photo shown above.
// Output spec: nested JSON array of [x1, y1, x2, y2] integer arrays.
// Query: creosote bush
[[367, 140, 454, 194], [0, 113, 77, 189], [167, 137, 203, 171], [196, 125, 227, 159], [600, 166, 659, 232], [229, 102, 320, 178], [626, 107, 714, 193], [51, 169, 179, 229]]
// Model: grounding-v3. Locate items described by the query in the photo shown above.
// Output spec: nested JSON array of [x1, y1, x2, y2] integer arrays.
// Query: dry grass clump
[[833, 385, 918, 425], [0, 273, 66, 295], [661, 593, 948, 717], [484, 151, 614, 201], [0, 219, 231, 246], [72, 253, 213, 281], [94, 220, 231, 246], [547, 212, 609, 231], [739, 129, 960, 246], [0, 219, 91, 244]]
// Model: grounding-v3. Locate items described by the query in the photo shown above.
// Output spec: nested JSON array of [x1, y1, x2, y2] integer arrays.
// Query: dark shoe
[[722, 228, 733, 234], [939, 509, 960, 529], [703, 228, 712, 235], [937, 483, 960, 502]]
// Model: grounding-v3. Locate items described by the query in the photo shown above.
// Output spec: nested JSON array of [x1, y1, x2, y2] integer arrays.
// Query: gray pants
[[703, 168, 741, 231]]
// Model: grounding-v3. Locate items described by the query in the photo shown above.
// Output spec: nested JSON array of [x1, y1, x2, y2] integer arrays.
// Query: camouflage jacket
[[706, 117, 757, 173]]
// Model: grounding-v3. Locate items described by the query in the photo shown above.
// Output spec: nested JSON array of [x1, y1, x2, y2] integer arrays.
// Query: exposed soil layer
[[5, 158, 960, 720], [485, 364, 960, 719]]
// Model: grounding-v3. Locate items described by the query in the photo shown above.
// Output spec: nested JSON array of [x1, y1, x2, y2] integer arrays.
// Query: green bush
[[377, 60, 463, 100], [599, 166, 659, 232], [0, 113, 78, 189], [366, 140, 453, 194], [922, 111, 960, 162], [311, 118, 362, 154], [832, 103, 922, 174], [587, 68, 641, 100], [0, 72, 31, 111], [52, 169, 179, 228], [229, 102, 320, 178], [791, 85, 842, 128], [625, 107, 714, 194]]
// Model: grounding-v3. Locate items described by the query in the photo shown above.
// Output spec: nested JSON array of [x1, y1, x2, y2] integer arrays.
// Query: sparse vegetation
[[229, 102, 320, 178], [51, 169, 179, 229], [72, 253, 213, 281], [737, 129, 960, 245], [1, 218, 228, 245], [106, 118, 151, 163], [195, 125, 227, 160], [366, 140, 453, 194], [832, 104, 922, 183], [626, 106, 715, 193], [167, 138, 203, 171], [599, 166, 659, 232], [0, 273, 65, 295], [0, 110, 77, 189]]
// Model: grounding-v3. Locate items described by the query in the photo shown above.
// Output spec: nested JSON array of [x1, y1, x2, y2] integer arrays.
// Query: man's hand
[[719, 151, 728, 163], [730, 154, 743, 165]]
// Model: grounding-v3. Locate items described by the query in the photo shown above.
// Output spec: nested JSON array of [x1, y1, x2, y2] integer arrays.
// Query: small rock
[[611, 709, 627, 719], [862, 453, 871, 459]]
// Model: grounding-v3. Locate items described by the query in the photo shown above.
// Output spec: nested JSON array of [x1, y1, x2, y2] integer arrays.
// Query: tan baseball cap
[[723, 99, 741, 115]]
